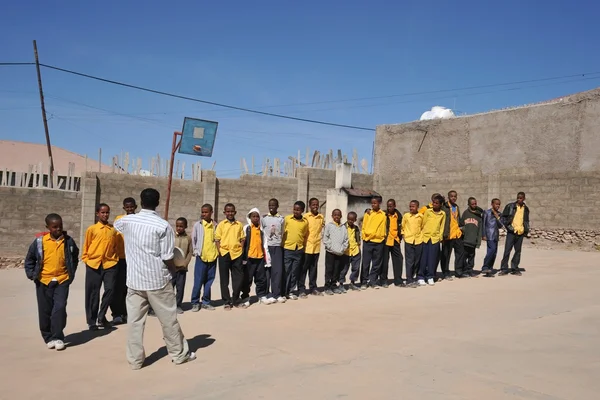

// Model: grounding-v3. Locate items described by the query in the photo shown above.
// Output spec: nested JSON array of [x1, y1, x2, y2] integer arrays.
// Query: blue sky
[[1, 1, 599, 177]]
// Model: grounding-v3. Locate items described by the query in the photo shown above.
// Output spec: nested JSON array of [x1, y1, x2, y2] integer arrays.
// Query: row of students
[[24, 190, 530, 350]]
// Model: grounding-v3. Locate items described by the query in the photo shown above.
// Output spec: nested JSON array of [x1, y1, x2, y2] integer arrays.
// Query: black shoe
[[498, 270, 510, 276], [98, 318, 111, 329], [89, 324, 99, 331], [469, 271, 480, 278], [349, 283, 361, 291], [483, 270, 495, 278], [455, 274, 470, 279], [511, 269, 522, 276]]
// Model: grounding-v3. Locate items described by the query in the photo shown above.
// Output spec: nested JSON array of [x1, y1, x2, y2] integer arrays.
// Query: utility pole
[[33, 40, 55, 187]]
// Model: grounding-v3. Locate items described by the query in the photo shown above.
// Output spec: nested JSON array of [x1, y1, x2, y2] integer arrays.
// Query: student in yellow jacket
[[418, 195, 446, 286], [360, 196, 387, 289], [402, 200, 424, 288], [441, 190, 465, 280]]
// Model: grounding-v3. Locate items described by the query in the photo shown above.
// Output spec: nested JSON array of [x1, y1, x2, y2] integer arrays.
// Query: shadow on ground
[[144, 334, 215, 367], [65, 326, 117, 347]]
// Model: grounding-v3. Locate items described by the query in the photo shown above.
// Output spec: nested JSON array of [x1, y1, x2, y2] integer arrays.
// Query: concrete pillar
[[79, 172, 99, 246], [335, 163, 352, 189], [297, 168, 309, 204], [325, 188, 348, 224], [202, 170, 217, 209]]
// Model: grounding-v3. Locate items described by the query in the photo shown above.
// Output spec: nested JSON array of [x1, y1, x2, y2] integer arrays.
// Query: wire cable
[[38, 63, 375, 131]]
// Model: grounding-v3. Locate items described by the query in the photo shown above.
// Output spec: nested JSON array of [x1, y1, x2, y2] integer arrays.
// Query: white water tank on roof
[[420, 106, 455, 121]]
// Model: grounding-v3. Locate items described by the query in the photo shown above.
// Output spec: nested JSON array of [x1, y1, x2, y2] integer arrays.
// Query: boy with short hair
[[323, 209, 349, 295], [261, 198, 286, 303], [481, 198, 503, 277], [299, 198, 325, 298], [461, 198, 483, 278], [191, 204, 219, 312], [360, 196, 387, 290], [82, 203, 119, 330], [215, 203, 246, 310], [441, 190, 465, 280], [402, 200, 423, 288], [381, 199, 404, 288], [418, 195, 446, 286], [111, 197, 137, 325], [242, 208, 275, 305], [282, 201, 309, 300], [25, 214, 79, 351], [339, 212, 361, 291], [419, 193, 442, 214], [499, 192, 530, 276], [173, 217, 193, 314]]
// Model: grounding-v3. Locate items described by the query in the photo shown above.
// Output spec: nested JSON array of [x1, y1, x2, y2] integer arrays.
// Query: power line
[[38, 63, 375, 132]]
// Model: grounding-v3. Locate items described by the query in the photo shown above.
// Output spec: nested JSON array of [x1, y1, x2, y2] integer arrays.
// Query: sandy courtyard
[[1, 246, 599, 400]]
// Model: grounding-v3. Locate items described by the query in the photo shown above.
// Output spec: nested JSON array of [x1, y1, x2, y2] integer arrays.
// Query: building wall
[[373, 88, 600, 229], [0, 187, 82, 256]]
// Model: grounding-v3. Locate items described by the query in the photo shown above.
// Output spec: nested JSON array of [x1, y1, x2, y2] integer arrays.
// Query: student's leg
[[463, 246, 475, 274], [36, 281, 53, 343], [332, 255, 343, 289], [350, 254, 361, 284], [324, 251, 335, 290], [298, 253, 311, 292], [50, 281, 69, 341], [368, 243, 384, 285], [126, 288, 149, 369], [269, 247, 283, 298], [482, 240, 496, 271], [230, 256, 244, 304], [440, 241, 452, 278], [147, 284, 191, 365], [219, 255, 232, 305], [511, 235, 524, 271], [98, 265, 117, 323], [176, 271, 187, 307], [360, 242, 373, 286], [418, 242, 430, 281], [380, 245, 390, 284], [427, 243, 440, 280], [191, 257, 206, 305], [203, 261, 217, 305], [265, 267, 271, 295], [414, 244, 423, 280], [85, 265, 102, 326], [500, 233, 516, 271], [404, 243, 415, 284], [391, 242, 404, 285], [308, 253, 319, 292], [110, 259, 126, 319], [291, 250, 303, 295], [338, 255, 350, 285], [255, 259, 268, 298], [283, 250, 293, 296], [243, 259, 258, 299], [453, 237, 466, 277]]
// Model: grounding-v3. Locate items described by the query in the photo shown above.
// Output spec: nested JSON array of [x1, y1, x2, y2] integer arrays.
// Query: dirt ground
[[1, 246, 599, 400]]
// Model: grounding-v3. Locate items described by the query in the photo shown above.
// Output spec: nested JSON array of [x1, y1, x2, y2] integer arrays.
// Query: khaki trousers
[[126, 283, 190, 368]]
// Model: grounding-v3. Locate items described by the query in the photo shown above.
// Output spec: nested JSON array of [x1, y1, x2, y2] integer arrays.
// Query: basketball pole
[[33, 40, 55, 187], [164, 131, 182, 221]]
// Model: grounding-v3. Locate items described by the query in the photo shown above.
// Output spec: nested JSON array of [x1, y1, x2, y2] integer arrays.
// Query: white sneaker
[[47, 340, 56, 349], [54, 340, 65, 351], [288, 294, 299, 300], [259, 297, 275, 305], [243, 300, 250, 307], [427, 278, 435, 286], [276, 296, 287, 303], [418, 279, 427, 286]]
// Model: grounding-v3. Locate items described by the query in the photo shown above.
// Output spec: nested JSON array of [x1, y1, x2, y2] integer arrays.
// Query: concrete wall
[[373, 88, 600, 229], [0, 187, 82, 256]]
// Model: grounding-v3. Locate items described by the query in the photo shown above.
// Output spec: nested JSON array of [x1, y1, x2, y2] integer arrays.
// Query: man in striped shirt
[[114, 188, 195, 370]]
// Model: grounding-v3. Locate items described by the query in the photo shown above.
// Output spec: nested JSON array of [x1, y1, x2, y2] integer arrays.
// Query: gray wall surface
[[373, 88, 600, 229]]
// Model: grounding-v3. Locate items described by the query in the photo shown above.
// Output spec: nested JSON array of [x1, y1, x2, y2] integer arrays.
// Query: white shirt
[[114, 209, 175, 291]]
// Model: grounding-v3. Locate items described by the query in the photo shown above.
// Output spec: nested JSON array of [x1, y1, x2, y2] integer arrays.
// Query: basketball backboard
[[178, 117, 218, 157]]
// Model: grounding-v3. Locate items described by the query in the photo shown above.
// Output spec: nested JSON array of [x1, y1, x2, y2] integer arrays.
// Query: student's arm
[[322, 224, 331, 251], [24, 240, 38, 281], [184, 237, 193, 267], [71, 238, 80, 273], [239, 224, 246, 246], [438, 213, 446, 243], [401, 214, 407, 236], [81, 226, 93, 264], [476, 218, 483, 249], [214, 222, 222, 253], [342, 227, 349, 252], [160, 225, 177, 274]]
